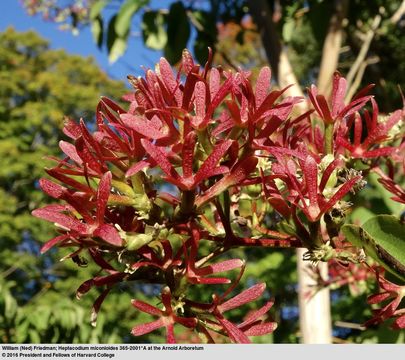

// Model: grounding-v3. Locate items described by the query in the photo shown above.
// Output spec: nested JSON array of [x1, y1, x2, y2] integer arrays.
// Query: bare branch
[[345, 56, 380, 101], [345, 15, 381, 101], [334, 320, 367, 331], [1, 265, 18, 278], [391, 0, 405, 24]]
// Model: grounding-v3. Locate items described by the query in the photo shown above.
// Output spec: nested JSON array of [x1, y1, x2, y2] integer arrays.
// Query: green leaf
[[109, 37, 127, 63], [29, 328, 41, 343], [164, 2, 190, 64], [107, 15, 128, 63], [193, 31, 213, 65], [142, 11, 167, 50], [362, 215, 405, 273], [51, 327, 60, 343], [235, 29, 244, 45], [276, 221, 297, 237], [341, 224, 363, 248], [91, 16, 104, 49], [191, 10, 217, 64], [30, 307, 51, 332], [342, 215, 405, 282], [4, 292, 17, 321], [349, 206, 375, 226], [192, 10, 217, 38], [107, 15, 118, 52], [307, 0, 333, 44], [115, 0, 149, 38], [15, 319, 29, 343], [90, 0, 110, 20], [368, 172, 405, 216], [282, 19, 295, 43]]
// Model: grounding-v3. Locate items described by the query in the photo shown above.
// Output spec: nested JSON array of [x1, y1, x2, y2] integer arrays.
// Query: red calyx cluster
[[33, 49, 405, 341]]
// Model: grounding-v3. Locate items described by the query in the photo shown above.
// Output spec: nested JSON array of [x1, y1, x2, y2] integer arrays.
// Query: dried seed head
[[338, 168, 367, 193]]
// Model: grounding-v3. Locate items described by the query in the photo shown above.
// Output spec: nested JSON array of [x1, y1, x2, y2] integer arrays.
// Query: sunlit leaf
[[115, 0, 149, 38], [342, 215, 405, 282], [142, 10, 167, 50], [90, 0, 110, 20], [91, 16, 103, 49]]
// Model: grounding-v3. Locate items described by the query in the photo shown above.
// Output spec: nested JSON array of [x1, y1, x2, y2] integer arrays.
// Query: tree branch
[[317, 0, 348, 96], [391, 0, 405, 24], [345, 56, 380, 102], [345, 15, 381, 102]]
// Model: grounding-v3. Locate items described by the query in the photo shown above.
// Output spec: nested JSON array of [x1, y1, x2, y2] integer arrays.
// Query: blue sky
[[0, 0, 165, 81]]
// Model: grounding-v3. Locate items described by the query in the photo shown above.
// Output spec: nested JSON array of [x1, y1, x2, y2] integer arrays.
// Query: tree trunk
[[297, 249, 332, 343], [248, 0, 333, 344], [297, 0, 348, 343]]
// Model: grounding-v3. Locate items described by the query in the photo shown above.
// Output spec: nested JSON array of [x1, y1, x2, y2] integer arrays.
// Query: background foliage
[[22, 0, 405, 109], [0, 27, 144, 343]]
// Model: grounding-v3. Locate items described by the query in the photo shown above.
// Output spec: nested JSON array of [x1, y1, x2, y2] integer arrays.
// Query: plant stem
[[308, 221, 323, 248], [197, 129, 212, 154], [214, 198, 234, 239], [195, 246, 228, 268], [175, 189, 196, 220], [130, 172, 145, 194], [324, 123, 334, 154]]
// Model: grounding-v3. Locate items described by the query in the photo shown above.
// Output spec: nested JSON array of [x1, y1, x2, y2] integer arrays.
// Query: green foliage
[[244, 249, 299, 343], [342, 215, 405, 282], [116, 0, 148, 38], [21, 1, 405, 108], [91, 15, 104, 49], [344, 0, 405, 111], [105, 0, 149, 63], [192, 10, 218, 65], [164, 2, 190, 64], [0, 27, 138, 343], [90, 0, 110, 48], [0, 26, 125, 245], [142, 11, 167, 50]]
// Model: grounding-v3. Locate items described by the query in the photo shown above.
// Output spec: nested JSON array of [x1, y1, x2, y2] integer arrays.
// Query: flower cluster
[[365, 271, 405, 329], [33, 50, 405, 341], [131, 282, 276, 343]]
